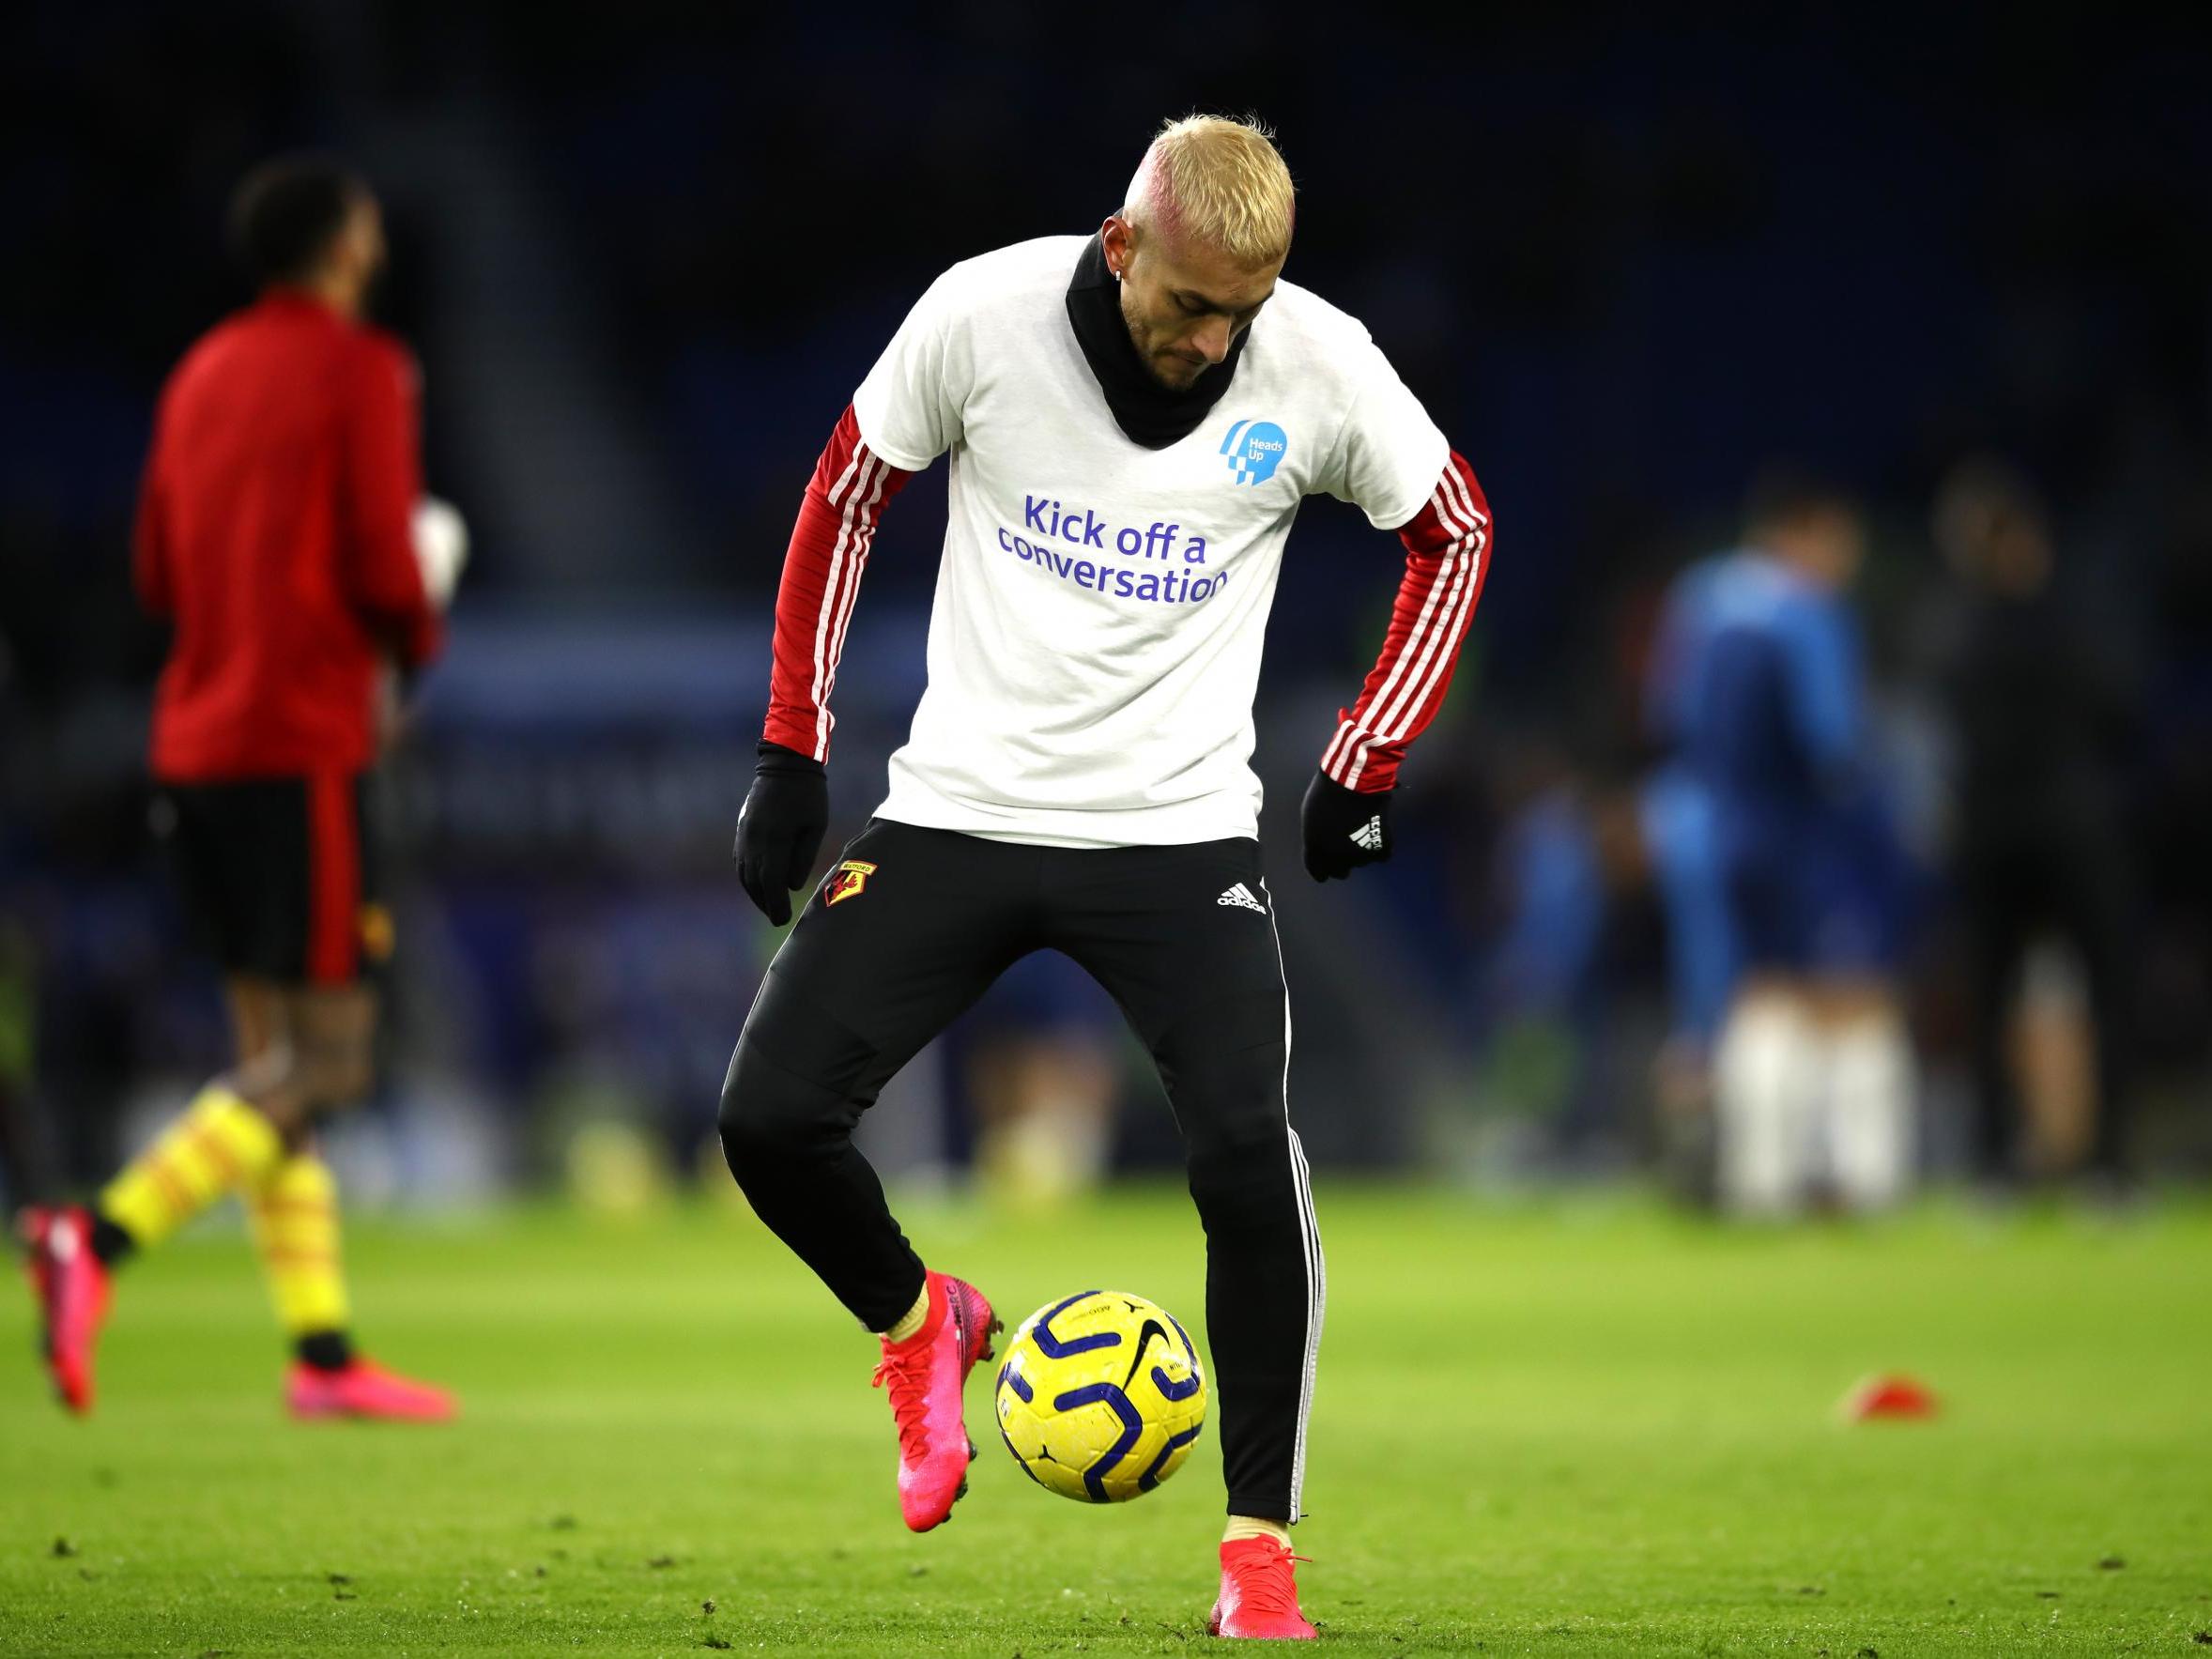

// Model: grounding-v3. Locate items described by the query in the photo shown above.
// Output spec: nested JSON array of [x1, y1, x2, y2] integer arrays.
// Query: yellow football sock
[[1224, 1516, 1293, 1548], [247, 1151, 351, 1337], [882, 1281, 933, 1344], [99, 1084, 284, 1250]]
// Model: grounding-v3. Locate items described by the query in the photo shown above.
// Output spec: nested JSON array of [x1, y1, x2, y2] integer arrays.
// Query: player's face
[[1103, 217, 1282, 392], [1799, 507, 1867, 590], [330, 195, 388, 315]]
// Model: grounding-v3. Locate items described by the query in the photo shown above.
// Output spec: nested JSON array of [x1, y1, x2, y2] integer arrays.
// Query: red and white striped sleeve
[[762, 404, 914, 761], [1318, 450, 1492, 792]]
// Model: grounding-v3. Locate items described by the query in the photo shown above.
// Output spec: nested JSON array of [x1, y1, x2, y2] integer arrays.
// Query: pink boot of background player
[[286, 1357, 456, 1422]]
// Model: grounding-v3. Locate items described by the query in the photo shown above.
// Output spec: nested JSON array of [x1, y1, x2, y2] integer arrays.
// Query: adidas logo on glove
[[1216, 883, 1267, 914], [1350, 816, 1385, 852]]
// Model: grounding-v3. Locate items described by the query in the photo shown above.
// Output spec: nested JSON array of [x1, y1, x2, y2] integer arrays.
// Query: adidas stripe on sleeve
[[762, 404, 913, 761], [1319, 450, 1493, 792]]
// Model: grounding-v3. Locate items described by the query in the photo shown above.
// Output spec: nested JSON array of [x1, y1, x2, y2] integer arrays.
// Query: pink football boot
[[24, 1206, 113, 1416], [870, 1270, 998, 1531], [1209, 1538, 1318, 1640], [286, 1357, 456, 1422]]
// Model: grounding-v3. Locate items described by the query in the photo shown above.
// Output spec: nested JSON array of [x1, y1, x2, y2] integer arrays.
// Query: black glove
[[1300, 769, 1393, 882], [734, 741, 829, 925]]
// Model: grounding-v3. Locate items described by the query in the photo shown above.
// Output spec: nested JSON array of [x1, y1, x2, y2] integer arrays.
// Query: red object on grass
[[1841, 1373, 1940, 1421]]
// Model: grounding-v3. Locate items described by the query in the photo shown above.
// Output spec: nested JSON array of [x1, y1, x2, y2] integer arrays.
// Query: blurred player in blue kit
[[1646, 474, 1914, 1215]]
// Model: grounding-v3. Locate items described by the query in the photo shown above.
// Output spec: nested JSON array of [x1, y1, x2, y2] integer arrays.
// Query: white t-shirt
[[853, 235, 1447, 848]]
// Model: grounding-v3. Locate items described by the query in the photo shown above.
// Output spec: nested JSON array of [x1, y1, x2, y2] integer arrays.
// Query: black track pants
[[719, 819, 1324, 1523]]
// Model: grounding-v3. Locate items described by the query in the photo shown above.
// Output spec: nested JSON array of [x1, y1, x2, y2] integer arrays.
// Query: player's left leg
[[1810, 980, 1913, 1211], [250, 983, 453, 1422], [1803, 806, 1917, 1212], [1713, 979, 1816, 1215], [218, 976, 445, 1419], [1959, 850, 2030, 1187], [1048, 838, 1318, 1640], [1713, 828, 1825, 1216], [2047, 839, 2136, 1190], [224, 978, 357, 1373]]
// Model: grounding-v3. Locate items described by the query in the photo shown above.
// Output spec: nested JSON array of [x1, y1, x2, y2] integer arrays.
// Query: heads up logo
[[1221, 419, 1288, 485]]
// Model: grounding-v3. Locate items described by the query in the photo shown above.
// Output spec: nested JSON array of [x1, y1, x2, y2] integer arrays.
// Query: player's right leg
[[717, 820, 1031, 1529]]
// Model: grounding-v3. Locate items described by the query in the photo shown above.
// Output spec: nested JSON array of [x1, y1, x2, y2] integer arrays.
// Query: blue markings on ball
[[1001, 1419, 1050, 1487], [1121, 1318, 1170, 1387], [1169, 1314, 1199, 1364], [1136, 1422, 1205, 1493], [1051, 1382, 1145, 1501], [997, 1359, 1033, 1404], [1152, 1313, 1204, 1399], [1031, 1290, 1121, 1358], [1151, 1363, 1203, 1402]]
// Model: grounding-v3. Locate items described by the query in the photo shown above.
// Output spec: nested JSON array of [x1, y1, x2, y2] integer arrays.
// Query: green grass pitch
[[3, 1187, 2208, 1655]]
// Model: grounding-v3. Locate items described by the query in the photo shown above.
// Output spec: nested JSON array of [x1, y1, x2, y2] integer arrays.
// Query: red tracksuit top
[[134, 290, 442, 782]]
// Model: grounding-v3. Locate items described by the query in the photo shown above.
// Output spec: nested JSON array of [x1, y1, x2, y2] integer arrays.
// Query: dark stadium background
[[3, 2, 2208, 1200]]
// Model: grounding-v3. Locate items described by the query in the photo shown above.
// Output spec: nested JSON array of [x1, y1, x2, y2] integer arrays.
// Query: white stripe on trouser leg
[[1286, 1128, 1324, 1523], [1261, 878, 1323, 1523]]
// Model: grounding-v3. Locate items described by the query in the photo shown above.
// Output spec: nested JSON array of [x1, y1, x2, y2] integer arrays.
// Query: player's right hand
[[734, 742, 830, 926]]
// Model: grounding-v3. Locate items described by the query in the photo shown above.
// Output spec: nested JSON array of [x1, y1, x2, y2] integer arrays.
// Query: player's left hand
[[372, 655, 417, 760], [734, 742, 830, 925], [1300, 770, 1393, 881]]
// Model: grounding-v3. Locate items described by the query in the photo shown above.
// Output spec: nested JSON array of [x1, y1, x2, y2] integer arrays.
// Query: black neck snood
[[1065, 234, 1250, 450]]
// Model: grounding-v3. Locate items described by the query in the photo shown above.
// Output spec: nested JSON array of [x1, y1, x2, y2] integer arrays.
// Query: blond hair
[[1123, 115, 1295, 268]]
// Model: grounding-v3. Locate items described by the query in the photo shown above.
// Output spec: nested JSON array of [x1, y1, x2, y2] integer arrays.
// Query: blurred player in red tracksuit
[[22, 157, 464, 1421]]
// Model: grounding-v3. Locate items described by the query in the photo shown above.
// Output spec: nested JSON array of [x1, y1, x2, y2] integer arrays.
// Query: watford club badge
[[824, 860, 878, 907], [358, 902, 397, 962]]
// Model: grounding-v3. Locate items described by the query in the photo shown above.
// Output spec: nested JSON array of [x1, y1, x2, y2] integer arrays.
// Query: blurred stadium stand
[[4, 2, 2209, 1199]]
